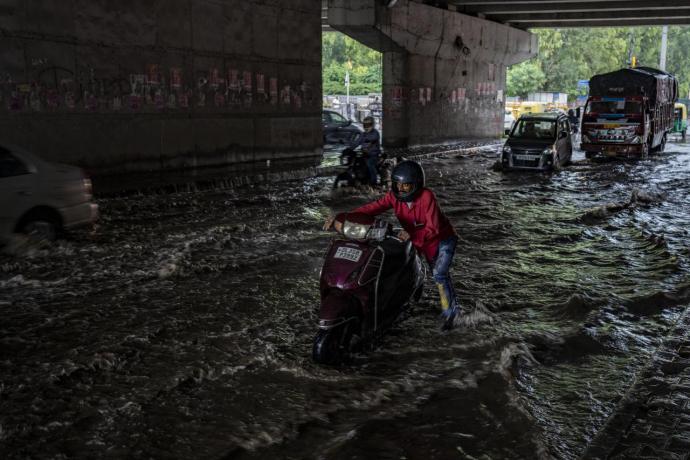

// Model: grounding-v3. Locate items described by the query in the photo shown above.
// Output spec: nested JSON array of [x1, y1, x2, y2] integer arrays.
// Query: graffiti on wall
[[0, 63, 317, 114]]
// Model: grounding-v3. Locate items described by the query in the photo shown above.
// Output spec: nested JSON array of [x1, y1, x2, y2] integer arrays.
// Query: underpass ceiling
[[442, 0, 690, 28], [322, 1, 690, 30]]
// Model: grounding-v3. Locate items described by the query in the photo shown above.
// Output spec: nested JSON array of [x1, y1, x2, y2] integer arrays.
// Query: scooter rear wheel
[[312, 319, 359, 365]]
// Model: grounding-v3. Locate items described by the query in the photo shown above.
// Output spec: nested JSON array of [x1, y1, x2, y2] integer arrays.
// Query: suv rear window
[[0, 148, 30, 178]]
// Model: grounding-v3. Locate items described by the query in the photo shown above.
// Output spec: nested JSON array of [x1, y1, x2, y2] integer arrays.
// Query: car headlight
[[502, 145, 512, 154], [542, 147, 554, 155], [629, 136, 641, 144], [343, 221, 369, 239]]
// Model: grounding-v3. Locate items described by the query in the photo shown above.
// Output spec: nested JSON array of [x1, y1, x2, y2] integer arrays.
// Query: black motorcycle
[[333, 148, 389, 188]]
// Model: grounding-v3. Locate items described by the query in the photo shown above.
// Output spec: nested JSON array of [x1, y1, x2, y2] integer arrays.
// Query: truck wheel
[[651, 135, 667, 155]]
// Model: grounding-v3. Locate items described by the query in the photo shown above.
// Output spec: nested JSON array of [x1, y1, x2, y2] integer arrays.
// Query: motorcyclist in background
[[350, 116, 382, 186], [567, 108, 579, 134], [324, 160, 461, 330]]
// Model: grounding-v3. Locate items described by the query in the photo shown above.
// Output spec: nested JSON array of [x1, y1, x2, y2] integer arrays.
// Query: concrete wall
[[0, 0, 322, 186], [328, 0, 537, 146]]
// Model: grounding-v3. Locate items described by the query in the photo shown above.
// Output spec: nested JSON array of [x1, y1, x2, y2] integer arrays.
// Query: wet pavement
[[584, 309, 690, 460], [1, 139, 690, 459]]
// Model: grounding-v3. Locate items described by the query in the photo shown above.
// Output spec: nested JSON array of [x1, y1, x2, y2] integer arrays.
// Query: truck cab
[[580, 96, 649, 158]]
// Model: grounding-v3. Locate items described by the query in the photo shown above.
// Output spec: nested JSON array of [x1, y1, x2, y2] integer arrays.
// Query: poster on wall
[[256, 74, 265, 94], [210, 68, 222, 90], [243, 71, 252, 92], [170, 68, 183, 90], [228, 69, 240, 91], [147, 64, 160, 85], [269, 77, 278, 105]]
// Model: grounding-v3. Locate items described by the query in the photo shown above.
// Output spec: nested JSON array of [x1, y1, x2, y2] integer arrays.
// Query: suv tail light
[[81, 169, 93, 197]]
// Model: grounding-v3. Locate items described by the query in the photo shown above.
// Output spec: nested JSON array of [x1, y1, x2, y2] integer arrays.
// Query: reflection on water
[[1, 145, 690, 459]]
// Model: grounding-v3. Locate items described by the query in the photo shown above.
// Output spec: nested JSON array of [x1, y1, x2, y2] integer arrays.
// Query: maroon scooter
[[313, 212, 425, 365]]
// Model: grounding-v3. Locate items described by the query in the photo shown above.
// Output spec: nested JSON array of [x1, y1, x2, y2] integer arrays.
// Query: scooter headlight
[[343, 221, 370, 239], [366, 226, 387, 241]]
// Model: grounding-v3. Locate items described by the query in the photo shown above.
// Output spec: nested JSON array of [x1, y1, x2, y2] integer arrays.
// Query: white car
[[504, 110, 516, 135], [0, 143, 98, 243]]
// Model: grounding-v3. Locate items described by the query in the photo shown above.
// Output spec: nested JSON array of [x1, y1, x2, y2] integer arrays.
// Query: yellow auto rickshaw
[[672, 102, 687, 141], [517, 101, 545, 119], [506, 101, 521, 120]]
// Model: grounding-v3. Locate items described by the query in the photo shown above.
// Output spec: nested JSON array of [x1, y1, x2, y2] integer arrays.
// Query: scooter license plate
[[334, 246, 363, 262]]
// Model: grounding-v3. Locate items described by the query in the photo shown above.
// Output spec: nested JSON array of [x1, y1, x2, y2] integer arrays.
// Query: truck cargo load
[[589, 67, 677, 105]]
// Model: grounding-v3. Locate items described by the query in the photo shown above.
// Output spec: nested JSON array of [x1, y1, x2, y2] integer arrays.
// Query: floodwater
[[1, 142, 690, 459]]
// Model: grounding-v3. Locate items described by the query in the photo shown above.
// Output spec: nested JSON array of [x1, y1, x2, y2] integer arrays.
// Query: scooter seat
[[378, 238, 413, 273]]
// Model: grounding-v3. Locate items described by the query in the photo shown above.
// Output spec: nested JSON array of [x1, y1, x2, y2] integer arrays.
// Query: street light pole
[[660, 26, 668, 71], [345, 70, 350, 118]]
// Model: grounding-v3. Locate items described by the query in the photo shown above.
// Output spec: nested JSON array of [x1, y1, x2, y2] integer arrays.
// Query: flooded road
[[1, 142, 690, 459]]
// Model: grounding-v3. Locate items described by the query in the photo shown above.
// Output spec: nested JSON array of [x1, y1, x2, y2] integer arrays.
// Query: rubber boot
[[437, 283, 458, 330]]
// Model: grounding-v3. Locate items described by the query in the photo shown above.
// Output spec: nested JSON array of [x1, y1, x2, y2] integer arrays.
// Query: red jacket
[[354, 188, 456, 262]]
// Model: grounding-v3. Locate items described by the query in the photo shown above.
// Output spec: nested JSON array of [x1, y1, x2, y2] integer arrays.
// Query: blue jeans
[[366, 155, 379, 185], [432, 236, 459, 315]]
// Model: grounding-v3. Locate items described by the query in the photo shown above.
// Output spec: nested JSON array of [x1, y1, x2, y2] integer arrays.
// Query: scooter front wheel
[[312, 319, 359, 365]]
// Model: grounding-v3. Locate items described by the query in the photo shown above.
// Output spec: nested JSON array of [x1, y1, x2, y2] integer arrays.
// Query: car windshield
[[588, 100, 642, 115], [330, 112, 347, 124], [511, 120, 556, 140], [0, 147, 30, 177]]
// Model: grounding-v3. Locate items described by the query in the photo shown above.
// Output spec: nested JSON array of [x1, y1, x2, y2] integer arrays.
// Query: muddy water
[[1, 144, 689, 459]]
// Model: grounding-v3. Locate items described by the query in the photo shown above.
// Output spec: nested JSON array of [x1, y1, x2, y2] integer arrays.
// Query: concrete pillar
[[382, 51, 408, 147], [328, 0, 537, 147]]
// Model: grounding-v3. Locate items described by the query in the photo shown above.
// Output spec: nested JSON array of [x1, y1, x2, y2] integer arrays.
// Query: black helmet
[[363, 116, 375, 129], [391, 160, 425, 202]]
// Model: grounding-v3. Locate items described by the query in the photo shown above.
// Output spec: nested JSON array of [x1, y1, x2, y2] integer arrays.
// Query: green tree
[[506, 60, 546, 98], [322, 32, 382, 95], [507, 26, 690, 101]]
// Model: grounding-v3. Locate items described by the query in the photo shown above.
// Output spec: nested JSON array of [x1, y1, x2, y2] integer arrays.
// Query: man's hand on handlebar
[[398, 230, 410, 241], [323, 215, 343, 233], [323, 216, 335, 231]]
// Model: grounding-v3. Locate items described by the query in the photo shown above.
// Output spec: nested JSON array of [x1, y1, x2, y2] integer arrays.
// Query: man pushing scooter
[[325, 160, 461, 330]]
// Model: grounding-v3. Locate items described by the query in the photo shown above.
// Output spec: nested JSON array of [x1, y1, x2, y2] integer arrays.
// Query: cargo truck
[[580, 67, 678, 159]]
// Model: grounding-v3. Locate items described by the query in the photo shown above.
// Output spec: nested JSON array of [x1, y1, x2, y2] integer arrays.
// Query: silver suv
[[0, 143, 98, 243]]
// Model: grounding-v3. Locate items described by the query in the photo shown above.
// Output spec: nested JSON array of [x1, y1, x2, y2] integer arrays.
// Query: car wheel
[[18, 210, 61, 242], [565, 151, 573, 166], [552, 154, 562, 171]]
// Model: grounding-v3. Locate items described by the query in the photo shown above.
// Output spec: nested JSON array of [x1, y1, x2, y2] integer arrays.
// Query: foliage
[[323, 32, 382, 95], [507, 27, 690, 101], [506, 60, 546, 98]]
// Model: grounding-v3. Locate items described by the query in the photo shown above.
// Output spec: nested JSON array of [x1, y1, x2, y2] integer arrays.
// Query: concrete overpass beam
[[328, 0, 537, 146]]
